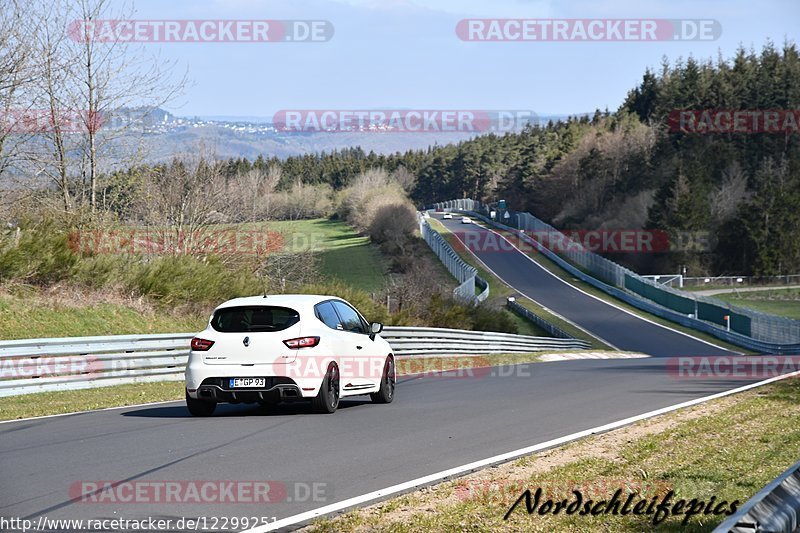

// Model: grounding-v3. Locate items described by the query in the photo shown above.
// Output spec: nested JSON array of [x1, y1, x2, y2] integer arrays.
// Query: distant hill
[[110, 109, 580, 161]]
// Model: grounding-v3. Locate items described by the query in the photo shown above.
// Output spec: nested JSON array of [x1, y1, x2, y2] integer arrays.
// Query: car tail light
[[283, 336, 320, 349], [191, 338, 215, 351]]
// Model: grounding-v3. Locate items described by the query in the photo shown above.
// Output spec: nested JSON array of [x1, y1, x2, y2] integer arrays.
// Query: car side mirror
[[369, 322, 383, 340]]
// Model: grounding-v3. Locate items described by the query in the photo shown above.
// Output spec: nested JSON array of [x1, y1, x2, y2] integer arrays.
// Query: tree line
[[3, 7, 797, 278], [211, 42, 800, 277]]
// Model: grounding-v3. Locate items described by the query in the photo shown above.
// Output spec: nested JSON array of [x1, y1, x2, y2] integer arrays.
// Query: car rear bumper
[[193, 377, 302, 403], [185, 358, 325, 400]]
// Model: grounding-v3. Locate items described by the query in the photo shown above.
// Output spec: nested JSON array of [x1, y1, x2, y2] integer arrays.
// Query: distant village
[[105, 108, 282, 136]]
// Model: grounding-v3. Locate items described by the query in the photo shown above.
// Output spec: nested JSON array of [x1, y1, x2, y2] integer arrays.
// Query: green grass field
[[712, 288, 800, 320], [253, 218, 389, 292]]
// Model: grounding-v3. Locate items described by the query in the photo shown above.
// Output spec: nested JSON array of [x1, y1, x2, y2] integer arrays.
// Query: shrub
[[423, 295, 518, 333], [368, 203, 417, 249], [0, 223, 78, 284], [124, 256, 257, 306]]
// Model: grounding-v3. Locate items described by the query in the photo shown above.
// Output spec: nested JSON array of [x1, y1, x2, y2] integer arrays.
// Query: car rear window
[[211, 306, 300, 332]]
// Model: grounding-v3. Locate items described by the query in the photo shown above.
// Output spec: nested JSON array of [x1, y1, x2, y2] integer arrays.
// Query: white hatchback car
[[185, 295, 395, 415], [443, 213, 453, 219]]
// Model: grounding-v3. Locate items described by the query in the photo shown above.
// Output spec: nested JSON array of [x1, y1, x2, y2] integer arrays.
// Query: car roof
[[215, 294, 346, 313]]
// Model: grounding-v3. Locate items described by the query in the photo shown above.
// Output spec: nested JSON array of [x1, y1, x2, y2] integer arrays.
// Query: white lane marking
[[444, 224, 618, 350], [0, 399, 183, 425], [243, 369, 800, 532], [473, 221, 739, 354], [539, 352, 649, 362]]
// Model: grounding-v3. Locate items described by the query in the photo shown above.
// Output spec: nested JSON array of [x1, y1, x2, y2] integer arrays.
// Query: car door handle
[[356, 346, 363, 350]]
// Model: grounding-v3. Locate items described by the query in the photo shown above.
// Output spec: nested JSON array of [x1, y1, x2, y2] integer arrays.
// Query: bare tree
[[61, 0, 186, 214], [263, 163, 281, 218], [381, 255, 453, 317], [391, 165, 416, 193], [235, 164, 281, 222], [368, 202, 416, 255], [22, 0, 76, 212], [277, 179, 332, 221], [135, 148, 238, 258], [0, 0, 35, 186]]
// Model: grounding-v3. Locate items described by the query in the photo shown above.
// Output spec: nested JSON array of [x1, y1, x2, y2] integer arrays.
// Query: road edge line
[[243, 369, 799, 532]]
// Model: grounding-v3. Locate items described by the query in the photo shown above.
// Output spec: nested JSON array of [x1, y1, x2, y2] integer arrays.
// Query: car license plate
[[230, 377, 265, 388]]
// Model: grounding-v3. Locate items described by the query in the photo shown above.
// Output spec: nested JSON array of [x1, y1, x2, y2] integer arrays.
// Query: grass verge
[[304, 375, 800, 532], [1, 381, 186, 420]]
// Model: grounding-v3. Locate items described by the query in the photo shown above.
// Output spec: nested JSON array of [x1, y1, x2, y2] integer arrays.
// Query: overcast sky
[[117, 0, 799, 118]]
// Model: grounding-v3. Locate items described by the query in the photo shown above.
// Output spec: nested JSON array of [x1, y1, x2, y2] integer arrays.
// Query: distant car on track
[[185, 295, 395, 415], [461, 216, 471, 224], [443, 213, 453, 219]]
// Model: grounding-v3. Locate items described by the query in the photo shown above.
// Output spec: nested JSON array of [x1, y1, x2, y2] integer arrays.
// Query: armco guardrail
[[0, 327, 590, 397], [419, 213, 488, 304], [506, 298, 574, 339], [382, 326, 589, 356], [434, 200, 800, 354], [0, 333, 193, 397], [713, 458, 800, 533]]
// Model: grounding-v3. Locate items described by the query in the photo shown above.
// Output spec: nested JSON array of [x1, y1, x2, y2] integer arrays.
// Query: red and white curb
[[539, 351, 649, 362]]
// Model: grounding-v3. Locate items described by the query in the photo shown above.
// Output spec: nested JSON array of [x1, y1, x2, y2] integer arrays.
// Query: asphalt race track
[[1, 215, 751, 531], [0, 358, 763, 529], [436, 214, 738, 357]]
